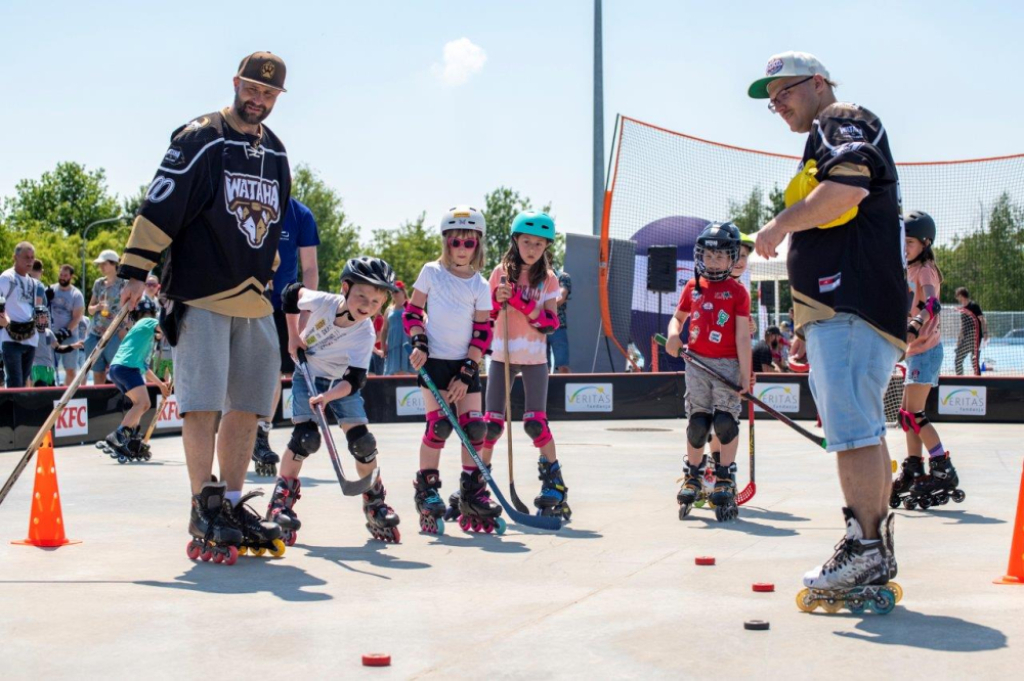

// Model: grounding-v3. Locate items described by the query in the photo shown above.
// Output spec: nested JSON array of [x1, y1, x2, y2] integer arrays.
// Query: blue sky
[[3, 0, 1022, 239]]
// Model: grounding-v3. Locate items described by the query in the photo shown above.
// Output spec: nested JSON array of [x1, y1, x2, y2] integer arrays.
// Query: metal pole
[[592, 0, 604, 236], [80, 216, 129, 290]]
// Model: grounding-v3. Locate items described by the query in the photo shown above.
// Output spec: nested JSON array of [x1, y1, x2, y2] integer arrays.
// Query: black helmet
[[904, 211, 936, 245], [340, 256, 399, 292], [132, 297, 158, 321], [34, 305, 50, 327], [694, 221, 741, 282]]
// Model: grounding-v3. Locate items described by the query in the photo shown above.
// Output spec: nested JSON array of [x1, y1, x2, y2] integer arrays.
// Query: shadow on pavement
[[421, 531, 531, 554], [736, 506, 811, 523], [834, 608, 1008, 651], [896, 509, 1006, 525], [300, 543, 431, 579], [135, 560, 331, 602], [691, 516, 799, 537]]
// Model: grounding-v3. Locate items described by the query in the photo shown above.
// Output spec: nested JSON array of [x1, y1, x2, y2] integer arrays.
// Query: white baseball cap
[[748, 51, 830, 99], [93, 249, 120, 265]]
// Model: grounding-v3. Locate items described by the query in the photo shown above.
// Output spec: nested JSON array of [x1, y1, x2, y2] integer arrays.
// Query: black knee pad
[[686, 412, 712, 449], [288, 421, 321, 461], [713, 410, 739, 445], [459, 412, 487, 445], [346, 425, 378, 464]]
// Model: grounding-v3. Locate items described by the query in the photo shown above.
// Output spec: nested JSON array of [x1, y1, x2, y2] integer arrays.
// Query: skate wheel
[[871, 589, 896, 615], [186, 541, 201, 561], [888, 582, 903, 604], [253, 547, 267, 557], [482, 520, 494, 534], [212, 550, 224, 564], [285, 532, 297, 547], [458, 515, 470, 532], [117, 455, 128, 464], [953, 489, 966, 503], [846, 598, 866, 615], [390, 526, 402, 543], [200, 549, 213, 562], [679, 504, 692, 520], [95, 442, 106, 449], [891, 459, 898, 473], [694, 500, 705, 509], [888, 496, 901, 510], [821, 599, 844, 614], [918, 496, 932, 510], [432, 519, 443, 537], [494, 518, 506, 535], [269, 539, 286, 558], [223, 546, 239, 566], [903, 499, 916, 511], [238, 546, 248, 556], [795, 589, 815, 613]]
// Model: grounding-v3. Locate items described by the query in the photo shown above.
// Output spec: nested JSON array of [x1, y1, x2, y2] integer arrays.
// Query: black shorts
[[417, 357, 482, 395], [274, 309, 295, 375]]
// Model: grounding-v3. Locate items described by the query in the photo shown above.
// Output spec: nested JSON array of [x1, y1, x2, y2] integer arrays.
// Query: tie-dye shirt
[[489, 265, 560, 366]]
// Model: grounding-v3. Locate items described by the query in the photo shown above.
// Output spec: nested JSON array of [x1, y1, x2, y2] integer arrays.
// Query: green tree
[[367, 213, 441, 287], [728, 185, 784, 234], [481, 186, 553, 274], [290, 164, 361, 290], [1, 162, 122, 235], [122, 184, 148, 218]]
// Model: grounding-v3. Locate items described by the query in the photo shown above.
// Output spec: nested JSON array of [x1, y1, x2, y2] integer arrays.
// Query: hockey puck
[[695, 556, 716, 566], [752, 583, 775, 593], [744, 620, 770, 631], [362, 654, 391, 667]]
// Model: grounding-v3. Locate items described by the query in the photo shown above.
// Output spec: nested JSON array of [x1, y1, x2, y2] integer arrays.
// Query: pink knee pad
[[458, 411, 487, 447], [483, 411, 505, 448], [523, 411, 553, 448], [899, 408, 928, 434], [422, 409, 452, 449]]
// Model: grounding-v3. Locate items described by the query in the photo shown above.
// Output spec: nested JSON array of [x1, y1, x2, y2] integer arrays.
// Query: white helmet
[[439, 205, 486, 235]]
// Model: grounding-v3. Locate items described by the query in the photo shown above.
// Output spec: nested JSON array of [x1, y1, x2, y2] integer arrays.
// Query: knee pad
[[459, 411, 487, 446], [712, 410, 739, 445], [898, 408, 929, 434], [422, 409, 453, 449], [523, 411, 553, 448], [346, 424, 378, 464], [483, 411, 505, 448], [288, 421, 321, 461], [686, 412, 713, 449]]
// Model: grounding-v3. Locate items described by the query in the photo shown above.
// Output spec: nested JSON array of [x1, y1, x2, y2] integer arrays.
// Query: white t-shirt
[[298, 289, 375, 380], [412, 262, 492, 361], [0, 267, 39, 346]]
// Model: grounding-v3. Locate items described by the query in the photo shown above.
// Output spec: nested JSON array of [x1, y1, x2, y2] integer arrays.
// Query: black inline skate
[[252, 425, 279, 476], [266, 476, 302, 546], [908, 453, 965, 510], [710, 462, 738, 522], [457, 467, 506, 535], [363, 478, 401, 543], [186, 481, 242, 565], [127, 427, 151, 461], [413, 469, 446, 535], [677, 459, 704, 519], [889, 456, 925, 509], [534, 457, 572, 521], [104, 426, 145, 464], [225, 490, 286, 558]]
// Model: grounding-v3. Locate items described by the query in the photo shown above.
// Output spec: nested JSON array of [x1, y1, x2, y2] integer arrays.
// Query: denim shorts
[[291, 371, 368, 425], [84, 332, 123, 373], [108, 363, 145, 395], [547, 327, 570, 368], [805, 313, 901, 453], [906, 343, 942, 387]]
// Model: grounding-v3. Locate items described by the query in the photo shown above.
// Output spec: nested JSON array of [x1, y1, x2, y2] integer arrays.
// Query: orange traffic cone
[[995, 459, 1024, 585], [11, 431, 80, 548]]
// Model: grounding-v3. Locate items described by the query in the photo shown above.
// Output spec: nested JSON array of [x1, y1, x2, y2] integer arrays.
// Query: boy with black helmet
[[30, 305, 84, 387], [269, 256, 402, 544], [666, 222, 752, 522]]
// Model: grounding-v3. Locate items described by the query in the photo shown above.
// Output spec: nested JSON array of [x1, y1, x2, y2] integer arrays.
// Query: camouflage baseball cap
[[237, 51, 287, 92]]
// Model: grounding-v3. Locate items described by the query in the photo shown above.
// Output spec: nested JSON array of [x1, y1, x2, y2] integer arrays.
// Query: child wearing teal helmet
[[481, 211, 572, 521]]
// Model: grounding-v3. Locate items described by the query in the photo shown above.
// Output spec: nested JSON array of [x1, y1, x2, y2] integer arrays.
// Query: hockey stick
[[500, 281, 530, 513], [736, 398, 756, 505], [143, 377, 175, 444], [654, 334, 826, 450], [0, 306, 132, 509], [295, 349, 379, 496], [416, 364, 561, 531]]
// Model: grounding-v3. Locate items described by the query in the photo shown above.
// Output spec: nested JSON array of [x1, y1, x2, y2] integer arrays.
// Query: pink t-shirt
[[907, 261, 941, 356], [489, 265, 560, 365]]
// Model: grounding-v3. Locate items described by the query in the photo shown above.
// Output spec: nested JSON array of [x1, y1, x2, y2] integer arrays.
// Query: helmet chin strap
[[336, 307, 355, 321]]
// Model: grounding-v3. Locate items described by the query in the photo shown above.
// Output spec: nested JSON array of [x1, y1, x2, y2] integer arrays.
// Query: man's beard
[[59, 277, 71, 287], [233, 94, 270, 125]]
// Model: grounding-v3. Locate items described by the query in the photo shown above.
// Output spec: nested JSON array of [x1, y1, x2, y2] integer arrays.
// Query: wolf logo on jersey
[[224, 172, 281, 248]]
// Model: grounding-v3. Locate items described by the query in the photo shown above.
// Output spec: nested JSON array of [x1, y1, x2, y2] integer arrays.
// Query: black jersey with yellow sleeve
[[786, 102, 908, 350], [118, 108, 290, 318]]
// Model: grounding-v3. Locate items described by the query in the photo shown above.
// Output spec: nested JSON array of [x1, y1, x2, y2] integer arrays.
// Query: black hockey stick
[[416, 365, 561, 530], [295, 349, 379, 496], [499, 280, 530, 513], [0, 306, 132, 509], [655, 334, 826, 450]]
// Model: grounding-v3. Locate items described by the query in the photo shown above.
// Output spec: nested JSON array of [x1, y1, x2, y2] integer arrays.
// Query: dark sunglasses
[[447, 237, 478, 249], [146, 282, 158, 288]]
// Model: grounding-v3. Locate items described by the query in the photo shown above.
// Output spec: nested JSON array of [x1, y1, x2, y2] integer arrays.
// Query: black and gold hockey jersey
[[119, 108, 291, 318]]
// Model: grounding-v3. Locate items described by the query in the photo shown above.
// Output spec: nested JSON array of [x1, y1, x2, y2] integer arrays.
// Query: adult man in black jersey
[[120, 52, 291, 559], [751, 52, 906, 597]]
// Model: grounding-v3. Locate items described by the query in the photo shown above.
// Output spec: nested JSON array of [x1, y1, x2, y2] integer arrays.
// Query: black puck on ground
[[744, 620, 770, 631]]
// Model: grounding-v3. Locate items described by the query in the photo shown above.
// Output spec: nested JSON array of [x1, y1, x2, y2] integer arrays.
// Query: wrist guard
[[411, 333, 429, 355], [529, 309, 560, 335], [457, 358, 479, 386]]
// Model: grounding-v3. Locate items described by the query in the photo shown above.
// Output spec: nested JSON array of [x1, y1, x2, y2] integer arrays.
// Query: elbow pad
[[470, 319, 494, 355], [402, 302, 426, 336], [282, 282, 304, 314], [917, 296, 941, 318], [342, 366, 367, 393], [530, 309, 560, 335]]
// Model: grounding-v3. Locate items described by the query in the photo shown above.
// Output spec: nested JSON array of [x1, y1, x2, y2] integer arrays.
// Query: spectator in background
[[76, 315, 91, 373], [369, 312, 386, 374], [144, 274, 161, 303], [84, 249, 127, 385], [381, 281, 413, 375], [547, 268, 572, 373], [954, 287, 987, 375], [752, 326, 783, 372], [48, 264, 86, 386], [0, 242, 42, 387], [30, 305, 83, 387], [30, 259, 46, 305]]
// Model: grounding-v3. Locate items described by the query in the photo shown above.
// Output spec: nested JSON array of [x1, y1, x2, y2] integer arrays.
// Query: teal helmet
[[511, 211, 556, 242]]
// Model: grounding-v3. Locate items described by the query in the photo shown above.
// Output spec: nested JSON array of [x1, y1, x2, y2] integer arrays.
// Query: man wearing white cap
[[84, 248, 128, 385], [750, 52, 907, 608]]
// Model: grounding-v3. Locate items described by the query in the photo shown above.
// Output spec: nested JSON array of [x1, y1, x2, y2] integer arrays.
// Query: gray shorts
[[684, 354, 741, 419], [173, 306, 279, 417]]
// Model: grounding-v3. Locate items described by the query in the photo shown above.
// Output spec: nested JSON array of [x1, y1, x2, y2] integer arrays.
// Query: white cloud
[[431, 38, 487, 87]]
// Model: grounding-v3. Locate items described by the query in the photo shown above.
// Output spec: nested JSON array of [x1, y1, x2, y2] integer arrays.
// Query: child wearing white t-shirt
[[268, 257, 402, 544]]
